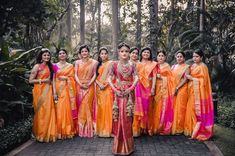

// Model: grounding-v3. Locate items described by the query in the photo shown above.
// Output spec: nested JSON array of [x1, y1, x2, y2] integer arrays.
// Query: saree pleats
[[171, 64, 189, 134], [55, 64, 76, 139], [32, 65, 57, 142], [76, 59, 97, 137], [133, 61, 157, 136], [152, 63, 174, 135], [96, 61, 113, 137], [111, 62, 135, 155], [184, 63, 214, 140]]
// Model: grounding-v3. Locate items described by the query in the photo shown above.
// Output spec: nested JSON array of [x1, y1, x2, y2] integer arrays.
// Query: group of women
[[29, 43, 214, 155]]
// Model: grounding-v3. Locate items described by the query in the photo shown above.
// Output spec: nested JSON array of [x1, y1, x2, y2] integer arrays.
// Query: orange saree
[[152, 63, 174, 135], [96, 61, 113, 137], [184, 63, 214, 140], [54, 63, 77, 139], [171, 63, 189, 134], [76, 59, 97, 137], [133, 61, 157, 136], [32, 64, 57, 142]]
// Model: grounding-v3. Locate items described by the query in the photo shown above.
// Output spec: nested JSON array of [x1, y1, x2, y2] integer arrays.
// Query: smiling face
[[157, 52, 166, 64], [99, 49, 108, 62], [41, 52, 51, 63], [141, 49, 151, 61], [119, 46, 130, 61], [193, 52, 202, 63], [130, 49, 138, 62], [80, 48, 89, 59], [175, 52, 185, 64], [58, 50, 67, 61]]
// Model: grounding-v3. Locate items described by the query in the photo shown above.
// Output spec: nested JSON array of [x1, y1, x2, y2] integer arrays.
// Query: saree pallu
[[171, 64, 189, 134], [32, 64, 57, 142], [111, 61, 135, 155], [133, 61, 157, 136], [184, 63, 214, 140], [76, 59, 97, 137], [96, 61, 113, 137], [54, 63, 77, 139], [152, 63, 174, 135]]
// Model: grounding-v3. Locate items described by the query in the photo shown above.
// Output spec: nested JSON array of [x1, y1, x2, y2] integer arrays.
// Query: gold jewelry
[[117, 62, 132, 78]]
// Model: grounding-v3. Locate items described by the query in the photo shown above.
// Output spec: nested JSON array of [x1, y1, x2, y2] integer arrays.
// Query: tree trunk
[[111, 0, 120, 59], [66, 0, 72, 47], [170, 0, 175, 23], [199, 0, 205, 33], [135, 0, 142, 49], [199, 0, 205, 48], [97, 0, 101, 50], [148, 0, 158, 59], [80, 0, 85, 44]]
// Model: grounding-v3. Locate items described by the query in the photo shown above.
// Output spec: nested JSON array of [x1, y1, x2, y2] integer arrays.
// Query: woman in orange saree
[[171, 51, 190, 134], [53, 49, 77, 139], [133, 47, 157, 137], [75, 45, 98, 137], [184, 49, 214, 140], [29, 48, 57, 142], [108, 43, 138, 155], [151, 50, 174, 135], [95, 47, 113, 137]]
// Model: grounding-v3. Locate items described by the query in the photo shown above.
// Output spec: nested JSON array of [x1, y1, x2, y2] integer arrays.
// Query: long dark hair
[[36, 48, 54, 81], [96, 47, 109, 76], [193, 49, 204, 58], [140, 47, 153, 62]]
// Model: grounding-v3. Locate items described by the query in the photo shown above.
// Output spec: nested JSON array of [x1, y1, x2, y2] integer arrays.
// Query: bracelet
[[39, 79, 42, 84]]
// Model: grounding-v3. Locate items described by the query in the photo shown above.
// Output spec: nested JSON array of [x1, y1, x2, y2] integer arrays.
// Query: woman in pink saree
[[108, 43, 138, 155], [75, 45, 98, 137], [133, 47, 158, 136]]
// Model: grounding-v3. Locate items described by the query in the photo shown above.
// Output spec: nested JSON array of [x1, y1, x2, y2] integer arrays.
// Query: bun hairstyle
[[36, 48, 54, 81], [79, 44, 90, 54], [96, 47, 109, 76], [118, 42, 130, 50], [194, 49, 204, 58], [175, 51, 186, 58], [140, 47, 153, 62]]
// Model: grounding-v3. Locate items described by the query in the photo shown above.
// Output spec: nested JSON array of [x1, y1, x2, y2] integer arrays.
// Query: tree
[[135, 0, 142, 49], [111, 0, 120, 59], [66, 0, 72, 47], [148, 0, 158, 59], [80, 0, 85, 44], [97, 0, 101, 50]]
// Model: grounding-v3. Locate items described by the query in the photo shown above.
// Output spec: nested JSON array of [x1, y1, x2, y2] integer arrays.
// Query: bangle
[[39, 79, 41, 84]]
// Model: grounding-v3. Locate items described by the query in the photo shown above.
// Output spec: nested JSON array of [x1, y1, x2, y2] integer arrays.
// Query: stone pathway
[[15, 135, 212, 156]]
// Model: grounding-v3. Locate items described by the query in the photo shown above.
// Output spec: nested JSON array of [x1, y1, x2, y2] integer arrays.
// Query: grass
[[213, 124, 235, 156]]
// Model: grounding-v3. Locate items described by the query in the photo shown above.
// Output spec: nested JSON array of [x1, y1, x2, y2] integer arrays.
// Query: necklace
[[58, 62, 68, 69], [117, 61, 132, 78]]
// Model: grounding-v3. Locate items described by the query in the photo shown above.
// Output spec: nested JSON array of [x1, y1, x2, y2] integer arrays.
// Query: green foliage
[[213, 124, 235, 156], [0, 115, 32, 155], [0, 46, 42, 125], [218, 94, 235, 129]]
